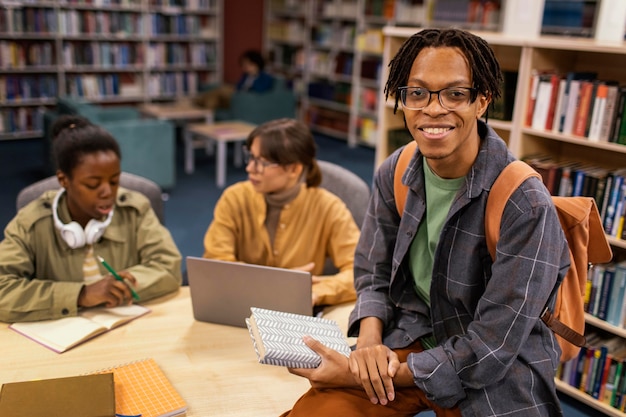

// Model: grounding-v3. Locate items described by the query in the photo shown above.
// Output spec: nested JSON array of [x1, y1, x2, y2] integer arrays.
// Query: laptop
[[186, 256, 313, 327]]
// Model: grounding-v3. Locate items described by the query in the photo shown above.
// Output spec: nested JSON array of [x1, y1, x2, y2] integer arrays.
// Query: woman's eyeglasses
[[242, 147, 280, 173]]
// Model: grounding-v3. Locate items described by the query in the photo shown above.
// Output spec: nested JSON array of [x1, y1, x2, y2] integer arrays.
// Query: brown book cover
[[0, 373, 115, 417]]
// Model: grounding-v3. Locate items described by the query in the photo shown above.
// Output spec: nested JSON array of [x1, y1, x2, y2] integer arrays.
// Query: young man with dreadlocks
[[279, 28, 570, 417]]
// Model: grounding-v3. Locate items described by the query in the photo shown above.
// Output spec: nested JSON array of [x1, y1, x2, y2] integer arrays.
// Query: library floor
[[0, 136, 604, 417]]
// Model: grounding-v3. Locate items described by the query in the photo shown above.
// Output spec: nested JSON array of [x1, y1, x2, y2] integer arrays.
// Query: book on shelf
[[602, 170, 626, 235], [524, 69, 544, 127], [531, 72, 559, 131], [9, 304, 150, 353], [0, 373, 115, 417], [597, 264, 615, 321], [555, 71, 597, 134], [606, 261, 626, 327], [610, 87, 626, 144], [572, 80, 594, 137], [246, 307, 351, 368], [89, 358, 187, 417], [598, 84, 621, 143]]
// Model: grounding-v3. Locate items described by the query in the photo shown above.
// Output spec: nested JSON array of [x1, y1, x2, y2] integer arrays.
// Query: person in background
[[193, 49, 275, 110], [0, 115, 182, 323], [203, 118, 359, 307], [280, 28, 570, 416], [235, 49, 274, 93]]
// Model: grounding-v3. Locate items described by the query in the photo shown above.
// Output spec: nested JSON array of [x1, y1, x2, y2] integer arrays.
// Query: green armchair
[[197, 77, 298, 124], [43, 97, 176, 190], [228, 79, 297, 124]]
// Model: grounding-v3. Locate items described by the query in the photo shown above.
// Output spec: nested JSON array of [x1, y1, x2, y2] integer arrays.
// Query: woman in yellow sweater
[[203, 118, 360, 307]]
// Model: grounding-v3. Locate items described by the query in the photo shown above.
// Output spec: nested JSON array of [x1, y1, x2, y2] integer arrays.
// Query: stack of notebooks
[[0, 358, 186, 417]]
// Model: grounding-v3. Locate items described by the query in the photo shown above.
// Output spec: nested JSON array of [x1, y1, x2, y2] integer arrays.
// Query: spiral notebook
[[89, 358, 187, 417]]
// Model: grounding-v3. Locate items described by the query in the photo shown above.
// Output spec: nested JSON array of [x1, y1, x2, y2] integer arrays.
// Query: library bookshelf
[[377, 25, 626, 416], [0, 0, 222, 141], [265, 0, 432, 148]]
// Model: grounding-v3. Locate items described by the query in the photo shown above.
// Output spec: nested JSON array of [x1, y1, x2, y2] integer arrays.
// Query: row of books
[[148, 13, 214, 36], [146, 71, 199, 97], [432, 0, 501, 30], [149, 0, 217, 9], [541, 0, 596, 37], [306, 105, 350, 135], [307, 51, 353, 80], [557, 331, 626, 411], [525, 70, 626, 145], [311, 24, 355, 50], [365, 0, 427, 24], [267, 21, 306, 44], [586, 262, 626, 328], [317, 0, 359, 19], [524, 157, 626, 239], [0, 41, 55, 68], [62, 42, 143, 68], [65, 73, 125, 98], [0, 107, 45, 134], [0, 7, 57, 34], [60, 0, 142, 5], [0, 75, 58, 102], [359, 86, 378, 113], [146, 42, 216, 67], [308, 81, 351, 106], [357, 116, 378, 146], [269, 44, 303, 71], [58, 10, 143, 37], [58, 0, 216, 9]]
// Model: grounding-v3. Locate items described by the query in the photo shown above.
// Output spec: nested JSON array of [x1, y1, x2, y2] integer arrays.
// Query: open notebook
[[9, 304, 150, 353]]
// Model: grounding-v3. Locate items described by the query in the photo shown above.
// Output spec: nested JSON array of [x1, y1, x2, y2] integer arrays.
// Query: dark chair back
[[16, 172, 165, 224]]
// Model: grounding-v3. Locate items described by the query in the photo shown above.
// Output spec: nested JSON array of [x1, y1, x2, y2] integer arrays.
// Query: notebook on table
[[186, 256, 312, 328], [89, 358, 186, 417]]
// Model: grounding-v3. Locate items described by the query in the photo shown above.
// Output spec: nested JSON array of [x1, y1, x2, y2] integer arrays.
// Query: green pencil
[[96, 255, 140, 301]]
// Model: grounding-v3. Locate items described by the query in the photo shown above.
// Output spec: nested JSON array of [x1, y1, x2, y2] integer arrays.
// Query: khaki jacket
[[203, 181, 359, 306], [0, 187, 182, 323]]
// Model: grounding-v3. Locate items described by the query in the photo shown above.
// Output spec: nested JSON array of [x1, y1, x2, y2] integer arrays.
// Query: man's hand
[[77, 272, 137, 308], [349, 343, 400, 405], [288, 336, 360, 389]]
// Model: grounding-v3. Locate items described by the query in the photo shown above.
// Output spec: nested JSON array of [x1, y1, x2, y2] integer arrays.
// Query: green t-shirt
[[409, 161, 464, 348]]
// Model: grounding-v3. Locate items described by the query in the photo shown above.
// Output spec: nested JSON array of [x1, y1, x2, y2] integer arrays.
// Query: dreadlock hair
[[384, 28, 503, 115]]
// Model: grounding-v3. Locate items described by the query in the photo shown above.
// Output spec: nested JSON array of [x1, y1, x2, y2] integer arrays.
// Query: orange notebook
[[91, 358, 187, 417]]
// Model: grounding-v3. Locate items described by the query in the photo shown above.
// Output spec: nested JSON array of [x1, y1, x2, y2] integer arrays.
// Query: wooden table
[[139, 103, 214, 125], [139, 103, 215, 175], [185, 121, 257, 188], [0, 287, 313, 417]]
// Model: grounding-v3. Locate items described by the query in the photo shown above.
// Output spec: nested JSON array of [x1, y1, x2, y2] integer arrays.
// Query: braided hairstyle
[[51, 115, 121, 178], [384, 28, 503, 114]]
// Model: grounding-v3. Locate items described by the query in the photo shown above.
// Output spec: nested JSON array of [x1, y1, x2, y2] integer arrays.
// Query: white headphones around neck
[[52, 188, 114, 249]]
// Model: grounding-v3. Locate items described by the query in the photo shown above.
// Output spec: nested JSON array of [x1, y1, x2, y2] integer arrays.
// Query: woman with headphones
[[0, 115, 182, 323]]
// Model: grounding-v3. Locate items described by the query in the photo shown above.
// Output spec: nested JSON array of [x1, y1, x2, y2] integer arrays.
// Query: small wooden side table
[[185, 121, 257, 188]]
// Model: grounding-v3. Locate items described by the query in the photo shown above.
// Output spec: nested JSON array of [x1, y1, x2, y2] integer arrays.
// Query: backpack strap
[[485, 161, 590, 348], [485, 160, 540, 259], [393, 141, 417, 216]]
